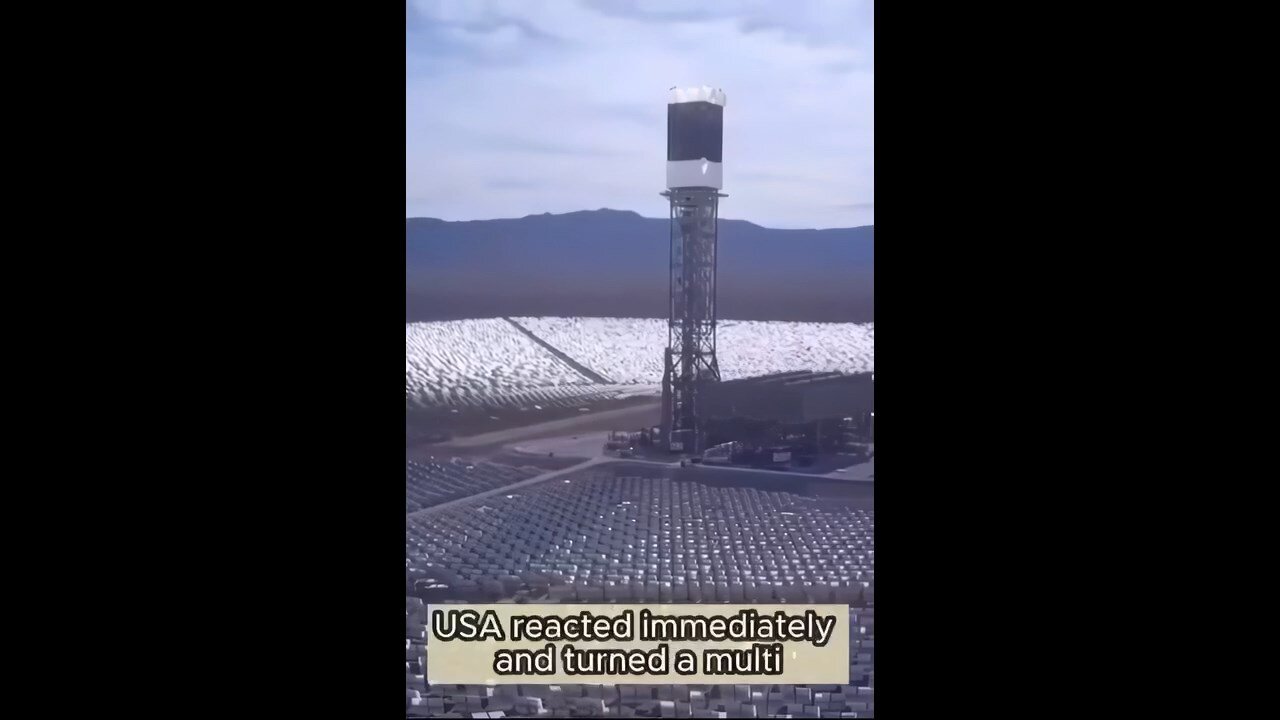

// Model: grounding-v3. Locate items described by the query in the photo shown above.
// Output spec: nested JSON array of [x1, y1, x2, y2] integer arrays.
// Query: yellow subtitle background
[[425, 603, 850, 685]]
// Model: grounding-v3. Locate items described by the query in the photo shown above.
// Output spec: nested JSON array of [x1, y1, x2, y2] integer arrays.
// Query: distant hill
[[407, 209, 873, 323]]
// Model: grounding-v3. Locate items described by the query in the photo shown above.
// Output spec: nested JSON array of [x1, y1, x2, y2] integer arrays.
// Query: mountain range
[[407, 209, 873, 323]]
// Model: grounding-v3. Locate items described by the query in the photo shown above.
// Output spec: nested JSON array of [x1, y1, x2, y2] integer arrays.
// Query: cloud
[[738, 171, 836, 184], [577, 0, 731, 24], [407, 0, 873, 229], [478, 136, 625, 157], [579, 0, 875, 51], [406, 1, 568, 68], [824, 61, 859, 74], [591, 102, 664, 126], [738, 17, 786, 34], [486, 178, 542, 190]]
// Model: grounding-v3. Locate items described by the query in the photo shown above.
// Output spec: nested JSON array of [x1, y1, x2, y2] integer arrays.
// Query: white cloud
[[407, 0, 873, 229]]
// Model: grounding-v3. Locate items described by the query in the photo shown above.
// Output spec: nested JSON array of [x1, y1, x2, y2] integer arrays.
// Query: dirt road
[[406, 401, 661, 461]]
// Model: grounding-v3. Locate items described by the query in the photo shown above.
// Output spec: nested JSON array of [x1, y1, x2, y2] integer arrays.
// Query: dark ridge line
[[503, 317, 616, 385]]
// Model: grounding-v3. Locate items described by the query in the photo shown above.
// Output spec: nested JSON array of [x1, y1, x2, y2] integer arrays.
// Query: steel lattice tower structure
[[660, 86, 726, 453]]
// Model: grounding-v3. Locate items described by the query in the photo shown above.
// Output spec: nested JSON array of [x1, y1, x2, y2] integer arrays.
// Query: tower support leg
[[660, 188, 724, 454]]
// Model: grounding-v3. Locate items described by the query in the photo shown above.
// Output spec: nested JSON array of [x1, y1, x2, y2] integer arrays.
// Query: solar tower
[[660, 86, 726, 453]]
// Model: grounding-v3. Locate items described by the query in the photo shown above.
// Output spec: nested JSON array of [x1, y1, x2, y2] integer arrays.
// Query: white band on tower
[[669, 85, 727, 106]]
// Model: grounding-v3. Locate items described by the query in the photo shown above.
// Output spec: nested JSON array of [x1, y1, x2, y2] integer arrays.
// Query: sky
[[406, 0, 873, 230]]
